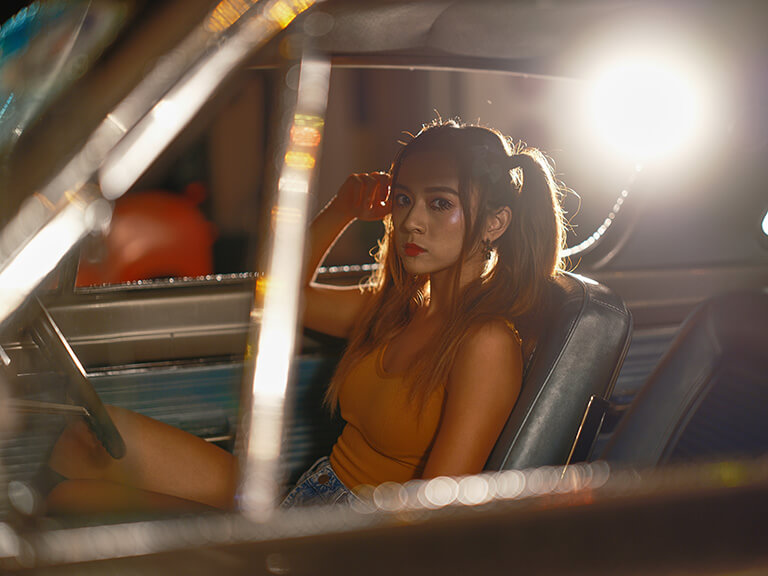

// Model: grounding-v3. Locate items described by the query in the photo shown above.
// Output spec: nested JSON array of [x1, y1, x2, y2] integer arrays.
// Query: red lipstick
[[404, 243, 426, 257]]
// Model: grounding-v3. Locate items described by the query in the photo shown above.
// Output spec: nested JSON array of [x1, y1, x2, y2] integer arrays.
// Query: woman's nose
[[401, 203, 426, 233]]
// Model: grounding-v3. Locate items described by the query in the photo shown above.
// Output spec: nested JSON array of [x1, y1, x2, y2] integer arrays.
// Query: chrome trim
[[237, 51, 331, 519], [6, 399, 89, 418], [0, 184, 107, 332]]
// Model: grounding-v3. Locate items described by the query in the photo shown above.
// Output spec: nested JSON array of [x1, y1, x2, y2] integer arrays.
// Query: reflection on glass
[[239, 58, 330, 519], [0, 187, 107, 330], [268, 0, 314, 28], [284, 150, 316, 169], [206, 0, 257, 33], [0, 2, 128, 151]]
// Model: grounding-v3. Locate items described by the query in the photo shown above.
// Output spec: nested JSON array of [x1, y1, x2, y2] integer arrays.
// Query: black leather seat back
[[486, 272, 632, 471], [602, 292, 768, 467]]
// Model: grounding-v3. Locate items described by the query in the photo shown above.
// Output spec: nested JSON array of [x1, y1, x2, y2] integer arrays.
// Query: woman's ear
[[485, 206, 512, 242]]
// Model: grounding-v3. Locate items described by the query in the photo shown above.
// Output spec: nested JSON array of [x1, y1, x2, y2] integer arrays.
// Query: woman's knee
[[49, 405, 123, 479]]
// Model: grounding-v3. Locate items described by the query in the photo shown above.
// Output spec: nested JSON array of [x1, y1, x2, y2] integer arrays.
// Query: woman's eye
[[394, 193, 411, 207], [430, 198, 453, 211]]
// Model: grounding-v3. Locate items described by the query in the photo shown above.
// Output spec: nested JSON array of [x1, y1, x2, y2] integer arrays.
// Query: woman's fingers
[[358, 172, 391, 221], [335, 174, 364, 218], [335, 171, 390, 221]]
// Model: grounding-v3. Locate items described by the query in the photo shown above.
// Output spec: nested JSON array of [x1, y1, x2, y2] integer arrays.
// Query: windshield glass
[[0, 1, 128, 154]]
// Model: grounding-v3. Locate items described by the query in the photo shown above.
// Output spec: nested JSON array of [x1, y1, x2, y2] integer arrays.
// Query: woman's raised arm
[[302, 172, 390, 338]]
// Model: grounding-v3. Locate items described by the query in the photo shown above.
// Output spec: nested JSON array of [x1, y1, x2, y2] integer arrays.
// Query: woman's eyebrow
[[393, 183, 458, 196], [425, 186, 459, 196]]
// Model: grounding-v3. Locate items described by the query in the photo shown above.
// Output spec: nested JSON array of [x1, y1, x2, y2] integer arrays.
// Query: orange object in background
[[76, 183, 216, 286]]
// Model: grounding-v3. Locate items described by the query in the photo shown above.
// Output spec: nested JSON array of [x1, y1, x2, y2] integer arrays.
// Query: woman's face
[[391, 150, 470, 277]]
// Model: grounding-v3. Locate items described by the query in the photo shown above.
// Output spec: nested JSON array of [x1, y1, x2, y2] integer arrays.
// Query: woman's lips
[[404, 243, 426, 257]]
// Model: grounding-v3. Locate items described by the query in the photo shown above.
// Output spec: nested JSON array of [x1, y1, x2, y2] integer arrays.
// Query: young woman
[[281, 119, 565, 507], [45, 119, 565, 512]]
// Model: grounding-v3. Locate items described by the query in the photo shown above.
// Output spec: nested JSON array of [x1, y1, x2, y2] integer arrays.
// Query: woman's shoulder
[[446, 317, 524, 398], [464, 317, 523, 349], [450, 318, 523, 377]]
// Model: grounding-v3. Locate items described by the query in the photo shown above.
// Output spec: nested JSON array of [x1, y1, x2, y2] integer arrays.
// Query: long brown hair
[[325, 119, 566, 411]]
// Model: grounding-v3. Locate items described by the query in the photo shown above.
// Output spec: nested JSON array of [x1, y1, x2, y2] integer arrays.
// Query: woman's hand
[[334, 172, 391, 222], [302, 172, 388, 338]]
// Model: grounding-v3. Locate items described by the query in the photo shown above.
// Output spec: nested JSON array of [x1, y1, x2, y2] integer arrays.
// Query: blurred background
[[2, 1, 766, 285], [123, 44, 767, 280]]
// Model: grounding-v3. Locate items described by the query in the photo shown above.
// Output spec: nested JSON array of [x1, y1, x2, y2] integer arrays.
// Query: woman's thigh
[[49, 405, 238, 510], [46, 479, 215, 516]]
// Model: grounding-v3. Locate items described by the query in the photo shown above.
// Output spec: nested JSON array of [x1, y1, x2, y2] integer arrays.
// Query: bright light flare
[[591, 57, 705, 161], [762, 210, 768, 237]]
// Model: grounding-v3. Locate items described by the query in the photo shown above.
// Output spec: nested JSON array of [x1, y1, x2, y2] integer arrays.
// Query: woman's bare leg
[[49, 406, 237, 510], [46, 480, 214, 516]]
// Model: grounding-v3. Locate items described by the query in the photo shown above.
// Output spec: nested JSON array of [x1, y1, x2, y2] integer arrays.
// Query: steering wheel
[[28, 297, 126, 459]]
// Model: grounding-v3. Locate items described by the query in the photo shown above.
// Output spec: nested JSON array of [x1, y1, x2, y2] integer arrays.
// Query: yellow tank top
[[329, 345, 445, 488]]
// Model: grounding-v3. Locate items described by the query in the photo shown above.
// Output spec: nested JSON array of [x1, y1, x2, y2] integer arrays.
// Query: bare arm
[[421, 321, 523, 479], [303, 173, 390, 338]]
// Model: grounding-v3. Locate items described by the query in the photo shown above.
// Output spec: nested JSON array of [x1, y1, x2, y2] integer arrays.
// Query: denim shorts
[[280, 457, 361, 509]]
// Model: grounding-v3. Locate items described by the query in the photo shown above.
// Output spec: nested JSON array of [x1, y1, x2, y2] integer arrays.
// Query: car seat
[[486, 271, 633, 470], [600, 291, 768, 467]]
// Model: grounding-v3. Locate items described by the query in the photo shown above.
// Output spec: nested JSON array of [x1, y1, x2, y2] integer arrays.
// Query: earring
[[482, 238, 492, 260]]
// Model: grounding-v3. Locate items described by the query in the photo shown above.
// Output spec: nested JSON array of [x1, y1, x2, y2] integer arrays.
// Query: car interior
[[0, 0, 766, 573]]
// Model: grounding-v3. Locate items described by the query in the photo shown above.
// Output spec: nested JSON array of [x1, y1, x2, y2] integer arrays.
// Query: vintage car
[[0, 0, 766, 574]]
